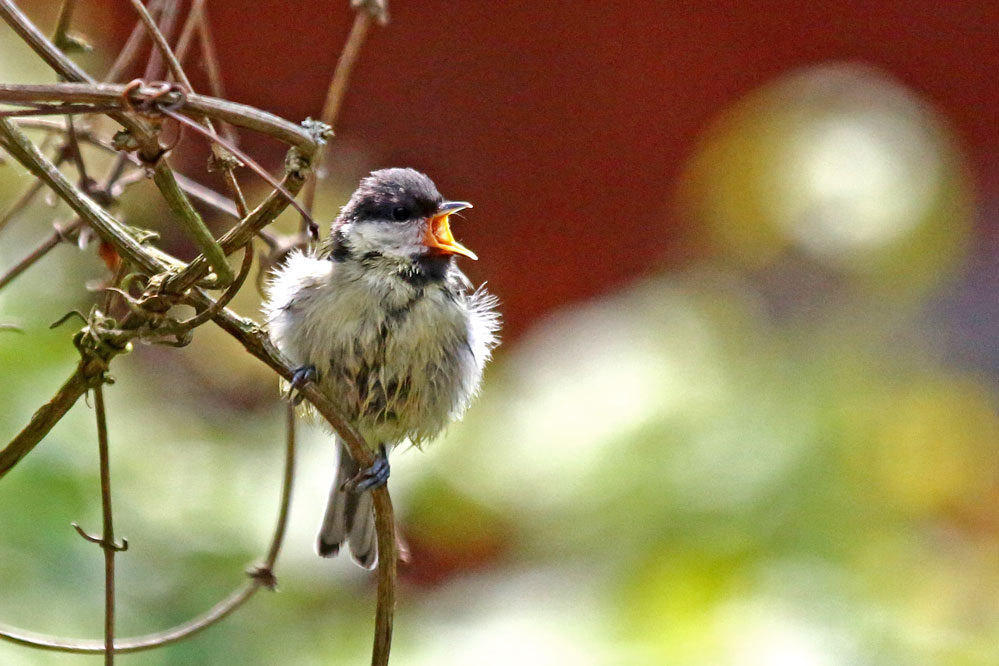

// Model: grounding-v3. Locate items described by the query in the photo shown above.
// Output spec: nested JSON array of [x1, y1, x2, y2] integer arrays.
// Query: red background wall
[[97, 0, 998, 337]]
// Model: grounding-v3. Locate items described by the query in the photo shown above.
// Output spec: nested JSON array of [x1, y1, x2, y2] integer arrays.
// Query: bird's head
[[327, 169, 475, 279]]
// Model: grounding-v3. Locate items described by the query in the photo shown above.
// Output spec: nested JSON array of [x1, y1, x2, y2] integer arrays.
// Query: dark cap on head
[[339, 168, 444, 224]]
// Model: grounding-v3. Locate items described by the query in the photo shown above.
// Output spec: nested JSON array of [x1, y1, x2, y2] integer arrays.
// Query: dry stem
[[0, 1, 398, 664]]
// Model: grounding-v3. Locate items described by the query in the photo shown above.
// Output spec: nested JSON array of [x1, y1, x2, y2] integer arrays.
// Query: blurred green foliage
[[1, 33, 996, 666]]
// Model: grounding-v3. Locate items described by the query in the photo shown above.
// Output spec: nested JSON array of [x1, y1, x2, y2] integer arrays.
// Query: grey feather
[[316, 439, 377, 568], [262, 168, 500, 568]]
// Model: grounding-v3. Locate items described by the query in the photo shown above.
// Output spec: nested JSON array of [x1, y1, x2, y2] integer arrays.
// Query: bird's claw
[[343, 446, 390, 492], [285, 364, 317, 404]]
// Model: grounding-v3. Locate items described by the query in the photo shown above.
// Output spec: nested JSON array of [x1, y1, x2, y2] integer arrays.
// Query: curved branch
[[0, 218, 83, 292], [204, 306, 398, 666], [0, 82, 319, 154], [0, 0, 160, 159], [0, 353, 108, 479], [93, 383, 119, 665], [0, 583, 258, 654], [301, 10, 376, 222], [0, 343, 300, 655]]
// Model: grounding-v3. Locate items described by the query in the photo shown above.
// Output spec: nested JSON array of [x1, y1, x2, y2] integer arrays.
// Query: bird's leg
[[343, 444, 390, 492], [285, 364, 317, 405]]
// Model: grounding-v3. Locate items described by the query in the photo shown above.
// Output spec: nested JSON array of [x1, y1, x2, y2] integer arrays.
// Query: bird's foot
[[285, 364, 317, 405], [343, 445, 390, 492]]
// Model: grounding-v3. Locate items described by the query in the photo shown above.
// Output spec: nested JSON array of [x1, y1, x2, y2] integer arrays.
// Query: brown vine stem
[[0, 0, 161, 160], [93, 383, 121, 665], [185, 0, 248, 216], [129, 0, 189, 91], [0, 2, 397, 660], [0, 112, 394, 662], [0, 218, 82, 291], [128, 0, 251, 228], [267, 401, 298, 567], [50, 0, 76, 51], [172, 0, 198, 66], [163, 110, 317, 229], [0, 178, 46, 235], [0, 82, 317, 152], [187, 0, 239, 146], [104, 0, 164, 83], [124, 0, 245, 287], [371, 487, 396, 666], [0, 353, 300, 654], [205, 307, 396, 666], [12, 118, 241, 219], [140, 0, 180, 82], [0, 352, 110, 479], [162, 136, 324, 293], [300, 8, 376, 227], [151, 157, 236, 286]]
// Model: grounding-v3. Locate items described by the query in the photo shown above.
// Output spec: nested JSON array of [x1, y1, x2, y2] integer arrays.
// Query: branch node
[[246, 564, 278, 591], [207, 148, 243, 173], [71, 521, 102, 544], [111, 129, 142, 155], [71, 523, 128, 551], [50, 309, 88, 329], [351, 0, 389, 24], [55, 32, 92, 54]]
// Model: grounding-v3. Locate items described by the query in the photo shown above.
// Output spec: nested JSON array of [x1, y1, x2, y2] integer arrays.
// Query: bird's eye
[[391, 206, 409, 221]]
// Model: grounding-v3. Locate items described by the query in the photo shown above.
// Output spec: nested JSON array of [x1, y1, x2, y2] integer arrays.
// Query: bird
[[263, 168, 500, 568]]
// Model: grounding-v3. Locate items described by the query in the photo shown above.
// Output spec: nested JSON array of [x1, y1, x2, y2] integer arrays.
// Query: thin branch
[[301, 9, 376, 225], [64, 114, 92, 186], [0, 82, 319, 153], [151, 157, 235, 286], [0, 0, 161, 159], [140, 0, 180, 82], [0, 117, 163, 274], [174, 171, 240, 218], [165, 241, 252, 333], [185, 0, 249, 216], [127, 0, 251, 284], [93, 383, 121, 665], [0, 352, 109, 479], [104, 0, 164, 83], [129, 0, 190, 90], [172, 0, 198, 65], [163, 109, 317, 232], [0, 178, 46, 234], [371, 491, 396, 666], [319, 11, 375, 141], [191, 0, 239, 147], [12, 118, 241, 219], [0, 326, 300, 654], [0, 103, 123, 118], [267, 401, 298, 567], [50, 0, 77, 51], [0, 218, 82, 291], [172, 0, 249, 218], [163, 147, 322, 293], [0, 582, 258, 654]]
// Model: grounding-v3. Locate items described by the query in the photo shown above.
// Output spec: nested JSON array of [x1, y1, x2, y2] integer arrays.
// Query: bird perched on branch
[[263, 168, 500, 568]]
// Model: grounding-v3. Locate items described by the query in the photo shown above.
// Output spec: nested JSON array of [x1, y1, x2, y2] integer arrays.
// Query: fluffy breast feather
[[264, 250, 500, 447]]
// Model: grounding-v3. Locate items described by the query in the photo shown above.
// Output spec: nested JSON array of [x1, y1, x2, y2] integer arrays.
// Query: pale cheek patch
[[353, 221, 426, 258]]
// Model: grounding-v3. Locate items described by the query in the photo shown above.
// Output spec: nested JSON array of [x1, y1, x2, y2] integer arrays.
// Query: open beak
[[424, 201, 477, 260]]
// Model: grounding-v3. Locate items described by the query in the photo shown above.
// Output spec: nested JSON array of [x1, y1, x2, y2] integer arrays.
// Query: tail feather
[[316, 439, 378, 569]]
